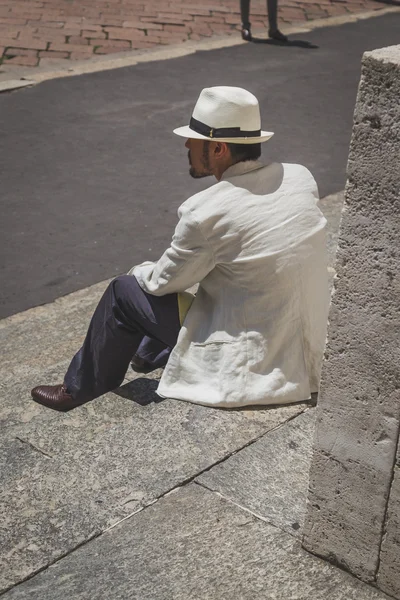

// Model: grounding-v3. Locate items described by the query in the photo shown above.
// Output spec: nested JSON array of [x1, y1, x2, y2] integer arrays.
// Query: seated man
[[32, 86, 330, 411]]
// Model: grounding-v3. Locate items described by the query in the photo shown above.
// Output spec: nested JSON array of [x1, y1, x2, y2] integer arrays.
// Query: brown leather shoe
[[31, 384, 84, 412]]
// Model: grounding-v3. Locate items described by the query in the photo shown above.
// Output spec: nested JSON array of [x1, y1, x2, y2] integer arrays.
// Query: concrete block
[[378, 455, 400, 598], [305, 448, 390, 577], [303, 44, 400, 592]]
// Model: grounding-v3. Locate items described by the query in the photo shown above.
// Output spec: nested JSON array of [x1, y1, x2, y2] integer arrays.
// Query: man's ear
[[214, 142, 229, 158]]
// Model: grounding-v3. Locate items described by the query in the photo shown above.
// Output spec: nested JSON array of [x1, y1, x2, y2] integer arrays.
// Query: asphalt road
[[1, 13, 399, 318]]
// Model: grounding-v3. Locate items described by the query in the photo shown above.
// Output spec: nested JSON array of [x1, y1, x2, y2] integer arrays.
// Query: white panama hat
[[173, 86, 274, 145]]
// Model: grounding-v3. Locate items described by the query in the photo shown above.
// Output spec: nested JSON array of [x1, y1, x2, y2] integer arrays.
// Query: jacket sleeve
[[129, 207, 215, 296]]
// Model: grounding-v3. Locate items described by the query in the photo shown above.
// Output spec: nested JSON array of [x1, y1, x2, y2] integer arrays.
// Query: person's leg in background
[[267, 0, 288, 41], [240, 0, 288, 42], [31, 275, 180, 411], [240, 0, 252, 41]]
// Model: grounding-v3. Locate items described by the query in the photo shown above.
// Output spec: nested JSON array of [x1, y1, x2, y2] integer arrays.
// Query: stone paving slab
[[1, 483, 391, 599], [1, 380, 306, 591], [197, 407, 316, 537], [15, 397, 307, 511], [0, 0, 395, 72], [0, 437, 105, 592]]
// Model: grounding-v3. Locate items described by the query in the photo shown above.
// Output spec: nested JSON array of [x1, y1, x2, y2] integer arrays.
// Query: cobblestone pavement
[[0, 0, 394, 69]]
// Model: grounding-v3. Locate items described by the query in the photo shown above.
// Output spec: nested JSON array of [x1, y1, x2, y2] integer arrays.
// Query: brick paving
[[0, 0, 393, 68]]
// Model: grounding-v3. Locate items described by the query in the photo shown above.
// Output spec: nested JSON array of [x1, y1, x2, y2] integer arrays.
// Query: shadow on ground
[[252, 38, 319, 49], [115, 377, 162, 406]]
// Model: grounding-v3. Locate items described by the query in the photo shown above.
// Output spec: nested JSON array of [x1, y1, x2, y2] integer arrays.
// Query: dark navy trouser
[[135, 336, 172, 369], [64, 275, 180, 403]]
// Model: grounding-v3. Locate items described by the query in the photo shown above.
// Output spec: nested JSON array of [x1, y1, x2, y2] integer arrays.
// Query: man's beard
[[189, 165, 209, 179], [188, 145, 212, 179]]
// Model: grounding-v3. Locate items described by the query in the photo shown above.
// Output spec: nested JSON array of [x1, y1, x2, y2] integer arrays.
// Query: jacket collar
[[220, 159, 266, 181]]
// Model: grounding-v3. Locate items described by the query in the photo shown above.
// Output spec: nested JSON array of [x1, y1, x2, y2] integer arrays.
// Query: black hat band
[[189, 116, 261, 139]]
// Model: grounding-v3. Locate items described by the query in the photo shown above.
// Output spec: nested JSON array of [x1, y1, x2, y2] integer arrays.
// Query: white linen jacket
[[131, 160, 330, 407]]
